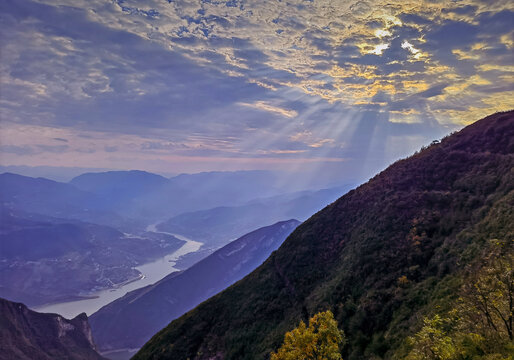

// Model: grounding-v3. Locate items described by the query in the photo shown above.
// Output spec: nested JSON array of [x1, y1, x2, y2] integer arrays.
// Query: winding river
[[32, 224, 202, 319]]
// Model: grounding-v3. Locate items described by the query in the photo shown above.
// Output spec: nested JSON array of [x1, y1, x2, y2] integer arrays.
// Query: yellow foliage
[[398, 275, 410, 286], [271, 310, 345, 360]]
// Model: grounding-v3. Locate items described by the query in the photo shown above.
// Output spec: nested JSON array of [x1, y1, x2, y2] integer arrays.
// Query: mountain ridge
[[134, 110, 514, 360], [89, 219, 301, 352], [156, 186, 351, 247]]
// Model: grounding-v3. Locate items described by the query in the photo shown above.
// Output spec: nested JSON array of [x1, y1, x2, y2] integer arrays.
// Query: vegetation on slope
[[403, 237, 513, 359], [134, 111, 514, 360], [271, 310, 345, 360]]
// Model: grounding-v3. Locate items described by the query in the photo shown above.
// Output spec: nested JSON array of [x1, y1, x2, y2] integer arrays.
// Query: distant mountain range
[[88, 170, 302, 221], [70, 170, 169, 207], [0, 172, 126, 228], [0, 169, 351, 307], [1, 169, 348, 232], [134, 111, 514, 360], [0, 161, 345, 353], [157, 186, 351, 247], [0, 297, 105, 360], [89, 220, 301, 353]]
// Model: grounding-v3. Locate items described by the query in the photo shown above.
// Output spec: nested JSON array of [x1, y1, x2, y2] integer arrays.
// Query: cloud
[[0, 144, 68, 155], [238, 101, 298, 118], [104, 145, 118, 153], [36, 144, 69, 153], [0, 145, 36, 156], [0, 0, 512, 178]]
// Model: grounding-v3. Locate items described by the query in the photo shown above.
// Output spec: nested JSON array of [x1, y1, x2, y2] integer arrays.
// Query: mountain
[[157, 186, 351, 248], [0, 165, 112, 182], [0, 173, 129, 228], [70, 170, 169, 205], [2, 169, 347, 232], [69, 170, 294, 222], [89, 220, 301, 353], [129, 170, 286, 220], [0, 297, 105, 360], [0, 210, 185, 307], [134, 111, 514, 360], [0, 172, 94, 215]]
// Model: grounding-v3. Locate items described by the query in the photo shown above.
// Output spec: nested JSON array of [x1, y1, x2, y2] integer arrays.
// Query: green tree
[[406, 239, 514, 360], [406, 313, 458, 360], [459, 239, 513, 343], [271, 310, 345, 360]]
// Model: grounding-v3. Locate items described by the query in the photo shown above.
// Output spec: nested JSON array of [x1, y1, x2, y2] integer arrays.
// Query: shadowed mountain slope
[[134, 111, 514, 360], [0, 297, 105, 360], [90, 220, 300, 352]]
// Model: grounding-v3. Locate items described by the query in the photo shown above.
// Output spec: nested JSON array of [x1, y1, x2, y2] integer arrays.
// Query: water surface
[[33, 226, 202, 319]]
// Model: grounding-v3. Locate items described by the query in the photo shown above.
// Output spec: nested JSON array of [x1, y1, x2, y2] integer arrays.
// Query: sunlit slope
[[134, 111, 514, 360]]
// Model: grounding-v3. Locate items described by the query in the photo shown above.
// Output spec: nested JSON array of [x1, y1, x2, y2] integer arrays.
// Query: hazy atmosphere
[[2, 0, 512, 182], [0, 1, 512, 360]]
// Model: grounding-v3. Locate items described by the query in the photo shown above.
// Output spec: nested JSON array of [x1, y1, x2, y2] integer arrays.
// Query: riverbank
[[32, 226, 202, 319]]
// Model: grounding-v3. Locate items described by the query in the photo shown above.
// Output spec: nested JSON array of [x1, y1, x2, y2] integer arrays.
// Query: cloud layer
[[0, 0, 512, 181]]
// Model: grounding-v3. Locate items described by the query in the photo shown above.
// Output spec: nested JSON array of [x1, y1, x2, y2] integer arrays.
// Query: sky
[[0, 0, 513, 183]]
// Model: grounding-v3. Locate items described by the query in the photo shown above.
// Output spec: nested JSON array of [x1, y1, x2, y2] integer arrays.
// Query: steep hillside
[[90, 220, 300, 352], [0, 298, 105, 360], [134, 111, 514, 360]]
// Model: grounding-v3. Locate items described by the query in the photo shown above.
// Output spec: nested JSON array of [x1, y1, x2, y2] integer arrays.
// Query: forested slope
[[135, 111, 514, 360]]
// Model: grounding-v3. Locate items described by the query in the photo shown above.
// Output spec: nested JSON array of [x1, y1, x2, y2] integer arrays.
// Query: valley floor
[[32, 227, 202, 319]]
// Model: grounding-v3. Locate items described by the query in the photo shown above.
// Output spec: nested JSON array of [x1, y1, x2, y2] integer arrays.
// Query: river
[[32, 224, 202, 319]]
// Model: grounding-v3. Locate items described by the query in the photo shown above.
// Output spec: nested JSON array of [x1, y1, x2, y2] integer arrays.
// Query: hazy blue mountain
[[0, 209, 185, 307], [0, 165, 112, 182], [129, 170, 286, 220], [0, 173, 129, 228], [66, 170, 289, 222], [157, 185, 352, 247], [70, 170, 169, 205], [1, 170, 350, 230], [0, 297, 105, 360], [89, 220, 301, 352]]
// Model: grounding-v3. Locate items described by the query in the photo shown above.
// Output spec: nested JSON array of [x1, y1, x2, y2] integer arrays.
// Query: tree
[[271, 310, 345, 360], [406, 239, 514, 360], [405, 313, 458, 360], [459, 238, 513, 343]]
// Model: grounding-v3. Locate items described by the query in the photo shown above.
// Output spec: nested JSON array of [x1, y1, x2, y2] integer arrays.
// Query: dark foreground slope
[[135, 111, 514, 360], [90, 220, 300, 352], [0, 298, 105, 360]]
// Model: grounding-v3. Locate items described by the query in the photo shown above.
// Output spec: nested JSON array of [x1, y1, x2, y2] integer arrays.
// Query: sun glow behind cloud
[[0, 0, 513, 182]]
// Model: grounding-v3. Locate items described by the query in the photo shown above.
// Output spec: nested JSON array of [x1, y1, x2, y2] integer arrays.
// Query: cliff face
[[0, 297, 105, 360], [134, 111, 514, 360]]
